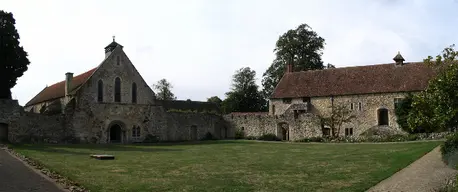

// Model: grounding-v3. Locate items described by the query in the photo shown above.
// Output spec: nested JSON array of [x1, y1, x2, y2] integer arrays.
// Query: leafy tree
[[394, 93, 417, 133], [222, 67, 267, 113], [0, 10, 30, 99], [207, 96, 222, 106], [317, 102, 355, 137], [261, 23, 326, 98], [153, 78, 177, 100], [407, 44, 458, 132]]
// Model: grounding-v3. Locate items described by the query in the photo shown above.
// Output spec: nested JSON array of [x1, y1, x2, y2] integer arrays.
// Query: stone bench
[[90, 154, 115, 160]]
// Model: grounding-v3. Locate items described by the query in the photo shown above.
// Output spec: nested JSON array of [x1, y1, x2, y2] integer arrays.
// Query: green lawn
[[12, 140, 441, 192]]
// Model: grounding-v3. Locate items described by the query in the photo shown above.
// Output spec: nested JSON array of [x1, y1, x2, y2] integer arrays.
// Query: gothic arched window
[[114, 77, 121, 102], [97, 80, 103, 102], [132, 82, 137, 103]]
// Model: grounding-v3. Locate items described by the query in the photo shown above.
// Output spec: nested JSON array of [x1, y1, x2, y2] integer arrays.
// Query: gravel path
[[367, 146, 458, 192], [0, 149, 65, 192]]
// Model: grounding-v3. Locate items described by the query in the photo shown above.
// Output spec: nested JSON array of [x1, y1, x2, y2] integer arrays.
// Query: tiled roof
[[25, 68, 97, 106], [271, 62, 437, 99]]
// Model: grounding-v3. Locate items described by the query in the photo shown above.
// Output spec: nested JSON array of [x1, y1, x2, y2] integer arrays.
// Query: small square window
[[283, 98, 292, 104], [302, 97, 310, 103]]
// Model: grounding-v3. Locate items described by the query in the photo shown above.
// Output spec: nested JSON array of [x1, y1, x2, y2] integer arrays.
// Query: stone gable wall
[[81, 46, 156, 105]]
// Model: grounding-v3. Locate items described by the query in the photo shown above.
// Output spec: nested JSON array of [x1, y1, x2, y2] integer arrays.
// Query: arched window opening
[[114, 77, 121, 102], [132, 126, 141, 138], [97, 80, 104, 102], [132, 82, 137, 103]]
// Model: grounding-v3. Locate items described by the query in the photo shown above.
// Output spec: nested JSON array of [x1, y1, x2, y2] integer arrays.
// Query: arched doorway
[[109, 124, 122, 143], [190, 125, 198, 140], [221, 127, 228, 139], [0, 123, 8, 143], [277, 122, 289, 141], [378, 108, 389, 126]]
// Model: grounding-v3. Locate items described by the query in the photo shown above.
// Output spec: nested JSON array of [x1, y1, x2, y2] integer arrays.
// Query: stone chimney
[[65, 72, 73, 96], [393, 51, 405, 66]]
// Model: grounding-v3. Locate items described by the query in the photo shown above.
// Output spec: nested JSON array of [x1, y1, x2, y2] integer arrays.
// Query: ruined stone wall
[[0, 99, 66, 143], [165, 112, 228, 141], [224, 113, 321, 141]]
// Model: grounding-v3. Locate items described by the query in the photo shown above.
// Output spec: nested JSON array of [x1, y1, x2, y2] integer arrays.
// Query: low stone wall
[[8, 112, 65, 143], [0, 99, 66, 143], [224, 113, 321, 141], [165, 112, 228, 141]]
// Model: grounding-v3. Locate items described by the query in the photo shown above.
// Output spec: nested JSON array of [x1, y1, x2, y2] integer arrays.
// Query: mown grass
[[11, 140, 441, 192]]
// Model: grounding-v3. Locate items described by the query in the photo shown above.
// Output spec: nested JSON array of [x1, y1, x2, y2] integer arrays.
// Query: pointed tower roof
[[393, 51, 405, 63], [104, 36, 123, 53]]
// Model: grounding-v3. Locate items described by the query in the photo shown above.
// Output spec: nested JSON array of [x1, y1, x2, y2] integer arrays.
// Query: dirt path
[[0, 148, 65, 192], [367, 146, 457, 192]]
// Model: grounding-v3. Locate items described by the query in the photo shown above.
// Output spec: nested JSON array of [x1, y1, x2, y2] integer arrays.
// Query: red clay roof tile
[[271, 62, 437, 99], [25, 67, 97, 106]]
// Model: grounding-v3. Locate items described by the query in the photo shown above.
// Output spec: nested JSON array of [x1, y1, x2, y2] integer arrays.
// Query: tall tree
[[222, 67, 266, 113], [153, 78, 177, 100], [0, 10, 30, 99], [408, 44, 458, 133], [261, 23, 326, 98], [207, 96, 222, 106]]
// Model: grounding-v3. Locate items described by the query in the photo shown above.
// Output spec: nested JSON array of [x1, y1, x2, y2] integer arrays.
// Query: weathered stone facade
[[3, 40, 229, 144], [226, 56, 436, 140], [0, 99, 67, 143], [224, 112, 320, 141], [225, 92, 414, 141]]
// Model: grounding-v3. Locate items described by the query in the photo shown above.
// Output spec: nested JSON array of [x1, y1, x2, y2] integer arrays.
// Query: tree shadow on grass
[[12, 144, 183, 156]]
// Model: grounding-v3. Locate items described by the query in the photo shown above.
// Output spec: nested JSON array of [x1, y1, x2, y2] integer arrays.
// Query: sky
[[3, 0, 458, 106]]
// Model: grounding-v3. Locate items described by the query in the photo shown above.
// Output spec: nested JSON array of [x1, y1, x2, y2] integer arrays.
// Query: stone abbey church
[[0, 39, 438, 144]]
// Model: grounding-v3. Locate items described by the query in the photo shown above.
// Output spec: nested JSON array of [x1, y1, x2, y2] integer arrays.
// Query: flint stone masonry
[[224, 113, 320, 141], [229, 92, 416, 140], [166, 112, 228, 141], [0, 99, 66, 143]]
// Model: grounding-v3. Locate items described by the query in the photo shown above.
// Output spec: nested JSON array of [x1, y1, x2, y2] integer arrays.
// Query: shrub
[[257, 133, 281, 141], [245, 136, 257, 140], [235, 130, 245, 139], [201, 132, 218, 141], [407, 134, 420, 141], [441, 133, 458, 157], [143, 134, 159, 143]]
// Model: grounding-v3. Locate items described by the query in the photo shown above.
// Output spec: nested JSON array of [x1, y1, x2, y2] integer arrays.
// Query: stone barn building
[[225, 53, 438, 140], [0, 39, 228, 144]]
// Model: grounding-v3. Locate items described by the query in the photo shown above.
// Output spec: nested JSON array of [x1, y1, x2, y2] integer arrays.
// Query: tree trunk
[[0, 87, 12, 99]]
